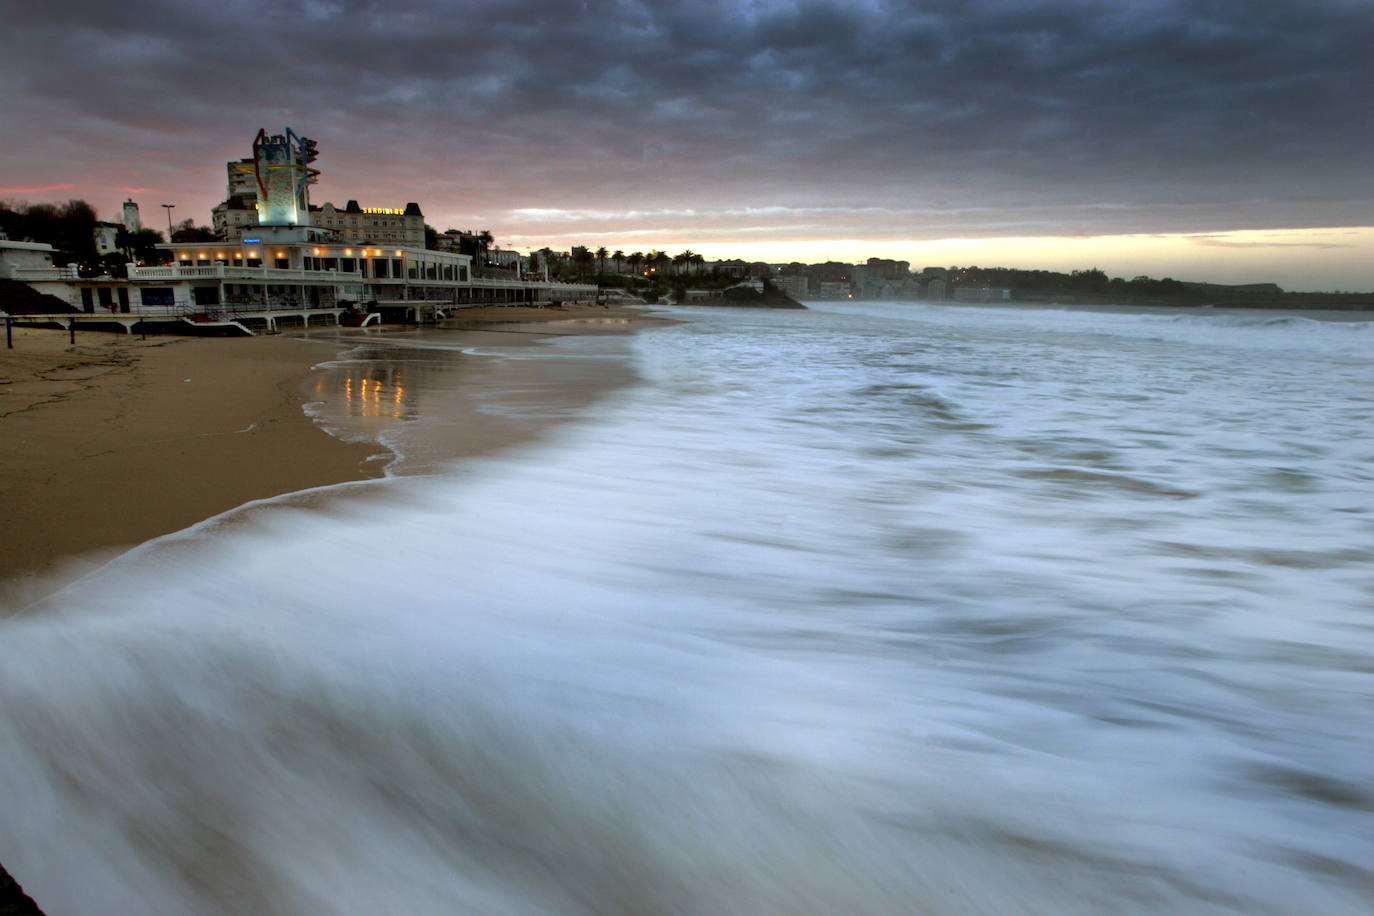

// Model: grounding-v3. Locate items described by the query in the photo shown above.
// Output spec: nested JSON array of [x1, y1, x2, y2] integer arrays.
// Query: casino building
[[14, 128, 594, 332]]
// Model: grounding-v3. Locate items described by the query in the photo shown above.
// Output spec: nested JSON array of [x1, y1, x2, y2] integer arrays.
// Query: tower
[[245, 128, 319, 226], [121, 199, 141, 232]]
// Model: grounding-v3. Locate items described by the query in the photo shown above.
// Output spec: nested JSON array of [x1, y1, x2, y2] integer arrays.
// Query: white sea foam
[[1, 303, 1371, 913]]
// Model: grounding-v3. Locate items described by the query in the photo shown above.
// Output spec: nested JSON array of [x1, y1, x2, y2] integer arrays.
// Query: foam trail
[[2, 303, 1371, 914]]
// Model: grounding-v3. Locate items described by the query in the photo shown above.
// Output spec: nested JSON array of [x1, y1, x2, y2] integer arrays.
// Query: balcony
[[130, 265, 363, 282], [8, 266, 80, 280]]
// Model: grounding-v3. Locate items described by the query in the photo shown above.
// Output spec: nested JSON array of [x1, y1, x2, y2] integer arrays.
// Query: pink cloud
[[0, 183, 75, 194]]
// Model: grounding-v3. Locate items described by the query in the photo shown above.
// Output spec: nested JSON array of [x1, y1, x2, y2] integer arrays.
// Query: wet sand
[[0, 304, 669, 603]]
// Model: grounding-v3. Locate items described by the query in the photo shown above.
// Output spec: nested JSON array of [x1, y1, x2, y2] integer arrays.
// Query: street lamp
[[161, 203, 175, 239]]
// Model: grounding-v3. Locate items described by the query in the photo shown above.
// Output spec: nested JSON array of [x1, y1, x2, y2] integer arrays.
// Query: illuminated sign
[[362, 208, 404, 215], [243, 237, 262, 243]]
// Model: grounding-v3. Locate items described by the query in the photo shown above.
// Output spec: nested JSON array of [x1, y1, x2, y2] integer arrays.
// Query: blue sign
[[243, 237, 262, 243]]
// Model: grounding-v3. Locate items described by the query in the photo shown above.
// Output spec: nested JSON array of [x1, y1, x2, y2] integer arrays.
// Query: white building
[[93, 222, 122, 256], [0, 240, 68, 279], [11, 226, 595, 331], [5, 127, 596, 331]]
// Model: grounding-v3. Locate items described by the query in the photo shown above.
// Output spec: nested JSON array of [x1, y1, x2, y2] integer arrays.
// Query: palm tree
[[627, 251, 644, 275], [612, 250, 625, 274], [573, 246, 594, 279], [595, 246, 608, 277]]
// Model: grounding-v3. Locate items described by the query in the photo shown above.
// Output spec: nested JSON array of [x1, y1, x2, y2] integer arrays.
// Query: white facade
[[94, 222, 121, 256], [0, 240, 61, 279]]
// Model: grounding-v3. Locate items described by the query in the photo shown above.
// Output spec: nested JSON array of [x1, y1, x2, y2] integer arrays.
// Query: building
[[952, 286, 1011, 302], [866, 258, 910, 280], [6, 127, 596, 331], [93, 222, 122, 256], [121, 200, 141, 232], [774, 275, 809, 300], [309, 201, 424, 247], [212, 129, 319, 240], [0, 239, 66, 279], [211, 129, 424, 247]]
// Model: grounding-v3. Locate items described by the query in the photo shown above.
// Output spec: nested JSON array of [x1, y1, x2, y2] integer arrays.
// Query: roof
[[0, 239, 57, 252]]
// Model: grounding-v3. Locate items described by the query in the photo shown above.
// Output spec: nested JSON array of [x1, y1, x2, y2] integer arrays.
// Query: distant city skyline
[[2, 0, 1371, 291]]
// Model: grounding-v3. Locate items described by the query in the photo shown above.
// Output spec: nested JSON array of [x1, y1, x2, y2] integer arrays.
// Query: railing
[[470, 278, 597, 291], [130, 265, 364, 282], [8, 266, 80, 280], [473, 266, 520, 281]]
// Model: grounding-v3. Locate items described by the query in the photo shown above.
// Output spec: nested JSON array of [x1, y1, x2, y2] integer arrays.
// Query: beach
[[0, 303, 662, 603], [0, 301, 1371, 913]]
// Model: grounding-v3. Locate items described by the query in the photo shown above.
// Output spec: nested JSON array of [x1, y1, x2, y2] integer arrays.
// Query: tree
[[126, 228, 168, 264], [595, 246, 608, 276], [627, 251, 644, 275], [171, 219, 216, 243], [612, 249, 625, 274]]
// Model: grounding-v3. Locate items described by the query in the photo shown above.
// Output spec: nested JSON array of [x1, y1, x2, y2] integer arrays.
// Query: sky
[[2, 0, 1372, 290]]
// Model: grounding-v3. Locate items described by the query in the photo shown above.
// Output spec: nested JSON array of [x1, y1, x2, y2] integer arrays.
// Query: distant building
[[310, 201, 425, 247], [93, 222, 122, 256], [211, 158, 263, 240], [866, 258, 910, 280], [952, 286, 1010, 302], [775, 275, 809, 300], [121, 200, 141, 232], [925, 278, 947, 300]]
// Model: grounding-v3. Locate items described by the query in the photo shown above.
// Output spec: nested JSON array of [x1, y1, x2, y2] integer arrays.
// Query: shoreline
[[0, 304, 668, 606]]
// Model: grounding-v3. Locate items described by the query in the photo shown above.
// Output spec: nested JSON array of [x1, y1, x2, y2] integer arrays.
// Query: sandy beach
[[0, 303, 664, 604]]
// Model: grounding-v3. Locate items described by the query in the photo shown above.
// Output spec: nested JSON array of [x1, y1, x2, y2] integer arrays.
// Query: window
[[247, 258, 262, 267], [274, 258, 289, 269], [140, 287, 175, 306], [192, 286, 219, 306], [341, 258, 356, 272]]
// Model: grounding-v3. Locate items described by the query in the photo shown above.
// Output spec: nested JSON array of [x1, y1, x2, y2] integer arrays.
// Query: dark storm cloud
[[2, 0, 1370, 238]]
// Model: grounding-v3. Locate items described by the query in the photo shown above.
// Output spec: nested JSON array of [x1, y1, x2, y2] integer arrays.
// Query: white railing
[[130, 265, 363, 282], [8, 266, 80, 280], [470, 278, 597, 291]]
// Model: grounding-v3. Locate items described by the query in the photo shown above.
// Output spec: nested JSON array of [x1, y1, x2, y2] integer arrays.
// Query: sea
[[1, 301, 1371, 914]]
